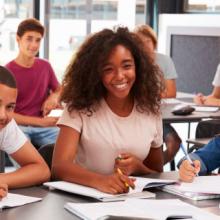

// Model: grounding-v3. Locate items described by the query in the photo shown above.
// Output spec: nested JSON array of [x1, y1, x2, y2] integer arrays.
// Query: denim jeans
[[19, 125, 59, 148]]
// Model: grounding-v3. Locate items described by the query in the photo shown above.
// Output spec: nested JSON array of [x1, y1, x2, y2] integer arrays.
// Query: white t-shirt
[[212, 64, 220, 86], [57, 99, 163, 175], [0, 119, 27, 155]]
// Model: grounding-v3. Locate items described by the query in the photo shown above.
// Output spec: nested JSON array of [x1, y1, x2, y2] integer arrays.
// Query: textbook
[[44, 177, 176, 202], [162, 176, 220, 201], [64, 198, 220, 220], [0, 193, 42, 210]]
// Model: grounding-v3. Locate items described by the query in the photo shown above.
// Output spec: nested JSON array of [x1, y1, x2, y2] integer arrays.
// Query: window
[[0, 0, 33, 65], [92, 0, 117, 20], [184, 0, 220, 13], [135, 0, 146, 24], [47, 0, 146, 81]]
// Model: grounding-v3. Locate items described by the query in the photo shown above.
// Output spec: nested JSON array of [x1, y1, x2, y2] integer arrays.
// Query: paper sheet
[[64, 199, 219, 220], [0, 193, 42, 209]]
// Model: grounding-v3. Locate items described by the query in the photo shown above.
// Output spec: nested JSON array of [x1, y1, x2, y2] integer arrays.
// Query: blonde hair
[[134, 24, 157, 49]]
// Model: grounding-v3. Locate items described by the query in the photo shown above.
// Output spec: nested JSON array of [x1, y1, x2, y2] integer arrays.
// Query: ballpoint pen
[[180, 143, 198, 176]]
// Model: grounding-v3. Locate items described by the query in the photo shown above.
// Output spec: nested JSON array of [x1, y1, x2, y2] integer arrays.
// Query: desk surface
[[162, 102, 220, 123], [1, 172, 220, 220]]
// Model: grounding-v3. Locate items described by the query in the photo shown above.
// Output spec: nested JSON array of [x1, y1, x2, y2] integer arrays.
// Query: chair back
[[38, 143, 54, 169], [0, 150, 5, 172]]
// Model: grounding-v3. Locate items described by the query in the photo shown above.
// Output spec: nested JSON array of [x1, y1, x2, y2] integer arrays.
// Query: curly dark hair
[[61, 26, 164, 115]]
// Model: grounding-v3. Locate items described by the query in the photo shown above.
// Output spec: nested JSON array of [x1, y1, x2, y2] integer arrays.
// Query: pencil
[[117, 168, 129, 188]]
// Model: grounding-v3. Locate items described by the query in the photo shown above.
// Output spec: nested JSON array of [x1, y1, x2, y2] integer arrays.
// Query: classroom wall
[[158, 14, 220, 94]]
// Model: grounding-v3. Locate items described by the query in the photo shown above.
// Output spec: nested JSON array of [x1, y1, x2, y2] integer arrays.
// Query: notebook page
[[162, 184, 220, 201], [64, 201, 155, 220], [127, 199, 219, 220], [178, 176, 220, 194], [44, 178, 176, 201], [193, 106, 219, 112], [64, 199, 219, 220], [0, 193, 42, 209]]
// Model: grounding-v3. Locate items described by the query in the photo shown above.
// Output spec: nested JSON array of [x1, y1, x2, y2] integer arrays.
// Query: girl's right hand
[[95, 173, 135, 194], [0, 183, 8, 200], [179, 160, 200, 182]]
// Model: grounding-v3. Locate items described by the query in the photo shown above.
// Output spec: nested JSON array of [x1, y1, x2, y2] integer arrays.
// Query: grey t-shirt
[[155, 52, 178, 80]]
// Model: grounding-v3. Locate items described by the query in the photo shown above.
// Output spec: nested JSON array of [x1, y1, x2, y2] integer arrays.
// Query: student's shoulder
[[156, 52, 172, 62], [1, 119, 17, 136], [5, 60, 17, 69], [35, 58, 52, 68]]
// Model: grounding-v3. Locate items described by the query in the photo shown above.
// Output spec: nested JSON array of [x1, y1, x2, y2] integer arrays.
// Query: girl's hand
[[95, 173, 135, 194], [114, 153, 143, 176], [0, 183, 8, 200], [179, 160, 200, 182], [194, 93, 205, 105]]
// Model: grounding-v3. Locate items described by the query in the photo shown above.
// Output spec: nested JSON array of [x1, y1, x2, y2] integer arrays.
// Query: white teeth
[[113, 83, 127, 89]]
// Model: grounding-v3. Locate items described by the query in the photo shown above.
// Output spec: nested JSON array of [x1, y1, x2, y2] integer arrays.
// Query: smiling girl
[[52, 27, 164, 194]]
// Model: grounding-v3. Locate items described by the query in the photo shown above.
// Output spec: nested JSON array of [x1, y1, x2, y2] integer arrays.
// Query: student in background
[[193, 64, 220, 141], [194, 64, 220, 106], [134, 24, 181, 165], [52, 27, 164, 194], [0, 184, 7, 200], [5, 18, 61, 148], [0, 66, 50, 188], [178, 136, 220, 182]]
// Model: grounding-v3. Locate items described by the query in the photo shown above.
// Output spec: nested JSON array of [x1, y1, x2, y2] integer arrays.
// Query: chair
[[38, 143, 54, 169], [186, 138, 211, 153], [0, 150, 5, 172]]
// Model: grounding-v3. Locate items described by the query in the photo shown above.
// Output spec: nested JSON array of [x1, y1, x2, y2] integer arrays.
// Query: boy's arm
[[41, 85, 62, 116], [0, 141, 50, 188], [13, 112, 59, 127]]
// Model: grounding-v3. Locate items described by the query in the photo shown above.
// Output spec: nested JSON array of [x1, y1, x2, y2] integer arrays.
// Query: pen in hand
[[180, 143, 198, 176]]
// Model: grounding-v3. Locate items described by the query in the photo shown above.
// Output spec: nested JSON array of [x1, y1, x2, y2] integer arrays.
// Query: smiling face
[[101, 45, 136, 102], [0, 84, 17, 130], [16, 31, 42, 58]]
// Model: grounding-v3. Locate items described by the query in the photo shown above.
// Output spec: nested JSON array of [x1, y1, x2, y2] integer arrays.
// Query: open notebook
[[0, 193, 42, 210], [64, 198, 220, 220], [44, 177, 176, 202], [162, 176, 220, 200]]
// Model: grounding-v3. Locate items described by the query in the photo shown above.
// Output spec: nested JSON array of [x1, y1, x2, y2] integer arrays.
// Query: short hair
[[17, 18, 44, 37], [134, 24, 157, 49], [0, 66, 17, 88], [62, 26, 163, 115]]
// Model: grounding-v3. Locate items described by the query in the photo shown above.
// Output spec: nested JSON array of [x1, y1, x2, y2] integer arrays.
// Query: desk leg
[[170, 160, 176, 171], [187, 122, 191, 152], [0, 151, 5, 173]]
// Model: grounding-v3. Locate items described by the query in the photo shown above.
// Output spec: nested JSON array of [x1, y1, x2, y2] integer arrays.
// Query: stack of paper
[[64, 199, 220, 220], [193, 106, 219, 112], [44, 177, 176, 202], [0, 193, 42, 209], [162, 176, 220, 200]]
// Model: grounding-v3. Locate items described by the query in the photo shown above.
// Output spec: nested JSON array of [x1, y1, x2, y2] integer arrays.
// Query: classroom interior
[[2, 0, 220, 171], [1, 0, 220, 219]]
